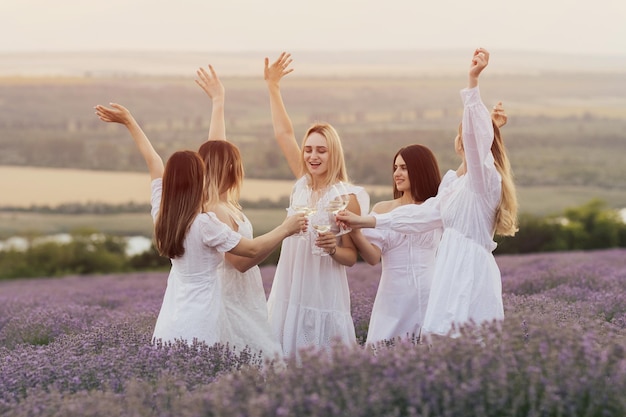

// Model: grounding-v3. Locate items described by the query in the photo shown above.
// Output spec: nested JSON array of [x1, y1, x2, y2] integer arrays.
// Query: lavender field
[[1, 249, 626, 416]]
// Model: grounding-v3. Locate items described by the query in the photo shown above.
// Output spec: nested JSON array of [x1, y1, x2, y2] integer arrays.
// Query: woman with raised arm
[[94, 103, 305, 347], [350, 144, 442, 345], [263, 52, 370, 358], [194, 64, 283, 359], [337, 48, 518, 337]]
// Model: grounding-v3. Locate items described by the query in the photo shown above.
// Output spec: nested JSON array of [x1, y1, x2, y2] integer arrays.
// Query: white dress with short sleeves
[[267, 177, 370, 358], [375, 86, 504, 336], [362, 212, 441, 344], [150, 178, 242, 345], [220, 212, 283, 359]]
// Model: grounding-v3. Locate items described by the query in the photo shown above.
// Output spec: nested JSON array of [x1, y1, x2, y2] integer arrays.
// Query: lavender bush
[[1, 249, 625, 416]]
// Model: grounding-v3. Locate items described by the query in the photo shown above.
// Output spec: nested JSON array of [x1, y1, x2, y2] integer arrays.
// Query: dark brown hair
[[392, 144, 441, 202], [154, 151, 206, 258]]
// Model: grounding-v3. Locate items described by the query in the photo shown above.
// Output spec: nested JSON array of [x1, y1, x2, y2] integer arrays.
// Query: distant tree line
[[2, 75, 626, 189], [0, 229, 170, 280], [0, 199, 624, 280], [496, 199, 626, 254], [0, 196, 294, 214]]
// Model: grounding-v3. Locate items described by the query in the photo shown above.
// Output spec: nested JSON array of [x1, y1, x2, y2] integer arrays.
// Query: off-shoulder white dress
[[375, 86, 504, 336], [362, 214, 441, 344]]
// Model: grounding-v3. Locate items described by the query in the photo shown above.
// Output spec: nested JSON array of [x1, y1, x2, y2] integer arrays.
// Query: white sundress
[[220, 211, 283, 359], [267, 176, 370, 358], [362, 213, 441, 345], [150, 178, 242, 346]]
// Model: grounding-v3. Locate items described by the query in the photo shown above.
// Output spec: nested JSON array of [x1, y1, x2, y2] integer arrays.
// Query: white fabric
[[362, 212, 441, 345], [220, 212, 283, 359], [267, 176, 370, 358], [150, 178, 242, 345], [374, 86, 504, 336]]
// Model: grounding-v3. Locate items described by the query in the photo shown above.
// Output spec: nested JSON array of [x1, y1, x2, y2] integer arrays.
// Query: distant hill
[[1, 50, 625, 77]]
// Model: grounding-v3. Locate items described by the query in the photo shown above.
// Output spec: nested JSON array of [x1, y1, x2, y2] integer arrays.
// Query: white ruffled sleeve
[[361, 219, 387, 252], [199, 212, 242, 253], [460, 86, 497, 195], [346, 184, 370, 216], [150, 178, 162, 222], [373, 196, 442, 234]]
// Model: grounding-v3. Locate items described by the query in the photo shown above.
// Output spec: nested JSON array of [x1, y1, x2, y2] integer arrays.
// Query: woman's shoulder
[[371, 199, 401, 214], [206, 203, 240, 231]]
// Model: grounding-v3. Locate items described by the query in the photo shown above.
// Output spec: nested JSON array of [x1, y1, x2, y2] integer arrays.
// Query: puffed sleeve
[[373, 196, 442, 234], [150, 178, 162, 222], [361, 223, 386, 252], [460, 86, 497, 195], [346, 184, 370, 216], [199, 212, 242, 253], [438, 170, 457, 194]]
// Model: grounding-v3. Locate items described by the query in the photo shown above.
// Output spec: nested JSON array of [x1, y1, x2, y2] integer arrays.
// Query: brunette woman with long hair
[[349, 144, 443, 344], [94, 103, 305, 346]]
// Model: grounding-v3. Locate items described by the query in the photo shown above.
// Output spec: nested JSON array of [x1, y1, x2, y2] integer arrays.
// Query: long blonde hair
[[300, 123, 349, 187], [198, 140, 244, 211], [458, 122, 518, 236], [490, 123, 518, 236], [154, 151, 206, 258]]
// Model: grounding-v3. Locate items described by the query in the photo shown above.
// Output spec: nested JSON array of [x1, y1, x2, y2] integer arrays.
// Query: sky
[[1, 0, 625, 56]]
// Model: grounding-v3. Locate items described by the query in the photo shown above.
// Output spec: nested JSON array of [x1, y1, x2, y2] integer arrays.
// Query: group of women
[[94, 47, 518, 360]]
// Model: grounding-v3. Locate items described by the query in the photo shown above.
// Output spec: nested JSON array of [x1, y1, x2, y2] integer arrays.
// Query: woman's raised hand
[[469, 48, 489, 82], [491, 101, 507, 128], [195, 64, 225, 102], [264, 52, 294, 86], [94, 103, 134, 126]]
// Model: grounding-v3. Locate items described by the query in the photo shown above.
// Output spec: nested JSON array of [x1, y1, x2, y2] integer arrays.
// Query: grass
[[1, 185, 625, 240], [0, 209, 288, 239]]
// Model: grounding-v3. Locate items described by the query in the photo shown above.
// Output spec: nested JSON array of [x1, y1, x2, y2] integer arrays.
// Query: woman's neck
[[309, 175, 327, 191], [398, 193, 421, 205], [456, 161, 467, 176]]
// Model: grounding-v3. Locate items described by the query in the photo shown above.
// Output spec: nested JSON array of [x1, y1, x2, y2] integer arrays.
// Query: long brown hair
[[300, 123, 349, 187], [198, 140, 244, 210], [393, 144, 441, 202], [154, 151, 206, 258]]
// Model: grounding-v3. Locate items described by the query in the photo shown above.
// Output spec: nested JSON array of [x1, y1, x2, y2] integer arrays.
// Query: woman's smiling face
[[303, 132, 329, 177], [393, 154, 410, 194]]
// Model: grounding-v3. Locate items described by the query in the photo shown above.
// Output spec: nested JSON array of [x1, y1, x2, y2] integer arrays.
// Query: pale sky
[[1, 0, 625, 56]]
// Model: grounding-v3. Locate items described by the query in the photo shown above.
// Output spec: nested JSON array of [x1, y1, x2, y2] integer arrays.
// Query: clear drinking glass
[[290, 184, 316, 240], [311, 211, 332, 256], [326, 182, 352, 234]]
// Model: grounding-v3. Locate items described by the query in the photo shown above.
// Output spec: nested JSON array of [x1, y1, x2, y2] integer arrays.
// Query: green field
[[1, 186, 624, 240], [1, 69, 625, 239], [0, 209, 288, 239]]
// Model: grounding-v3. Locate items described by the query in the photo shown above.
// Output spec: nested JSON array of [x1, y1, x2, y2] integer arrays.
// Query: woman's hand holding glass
[[326, 182, 352, 234], [311, 211, 336, 256], [290, 184, 317, 240]]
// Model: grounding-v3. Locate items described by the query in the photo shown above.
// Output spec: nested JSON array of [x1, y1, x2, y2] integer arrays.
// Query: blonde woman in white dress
[[195, 65, 285, 359], [337, 48, 518, 337], [264, 52, 370, 358]]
